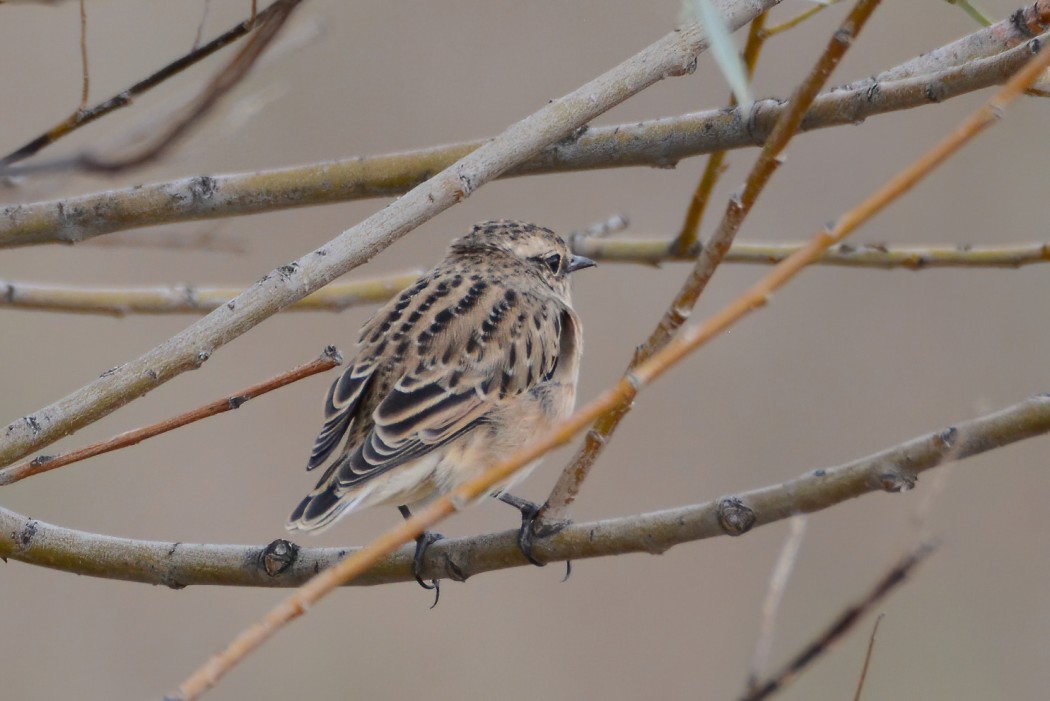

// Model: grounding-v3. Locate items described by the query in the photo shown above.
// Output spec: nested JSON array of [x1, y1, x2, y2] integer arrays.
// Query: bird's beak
[[567, 255, 597, 273]]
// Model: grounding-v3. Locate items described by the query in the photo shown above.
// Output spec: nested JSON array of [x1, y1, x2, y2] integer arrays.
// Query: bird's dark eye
[[542, 253, 562, 274]]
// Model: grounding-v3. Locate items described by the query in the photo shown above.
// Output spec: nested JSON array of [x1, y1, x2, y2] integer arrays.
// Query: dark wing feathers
[[306, 367, 373, 470], [296, 267, 565, 520]]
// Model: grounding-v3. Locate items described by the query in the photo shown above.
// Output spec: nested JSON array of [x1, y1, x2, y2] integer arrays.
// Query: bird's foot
[[497, 493, 572, 579]]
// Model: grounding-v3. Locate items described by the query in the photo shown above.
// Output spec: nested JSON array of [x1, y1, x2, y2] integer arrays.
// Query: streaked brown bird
[[288, 220, 594, 590]]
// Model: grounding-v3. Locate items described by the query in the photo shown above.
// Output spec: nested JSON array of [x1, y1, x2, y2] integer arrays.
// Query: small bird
[[288, 220, 594, 588]]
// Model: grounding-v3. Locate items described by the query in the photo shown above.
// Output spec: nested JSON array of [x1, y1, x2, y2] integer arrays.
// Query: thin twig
[[759, 0, 842, 37], [746, 515, 808, 692], [671, 12, 768, 256], [852, 614, 884, 701], [740, 545, 935, 701], [2, 37, 1038, 246], [1, 391, 1044, 586], [78, 0, 301, 173], [0, 0, 291, 167], [540, 0, 883, 526], [78, 0, 89, 109], [571, 238, 1050, 268], [0, 271, 421, 316], [0, 348, 341, 486], [163, 41, 1050, 699], [0, 3, 782, 468]]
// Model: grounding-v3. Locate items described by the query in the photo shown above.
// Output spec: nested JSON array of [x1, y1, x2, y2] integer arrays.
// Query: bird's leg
[[496, 493, 572, 579], [398, 505, 442, 604]]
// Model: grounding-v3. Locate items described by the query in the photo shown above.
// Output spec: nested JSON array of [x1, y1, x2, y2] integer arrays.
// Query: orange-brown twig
[[541, 0, 883, 525], [0, 348, 341, 486]]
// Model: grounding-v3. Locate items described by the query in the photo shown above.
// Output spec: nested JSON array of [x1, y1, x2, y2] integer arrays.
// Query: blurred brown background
[[1, 1, 1048, 699]]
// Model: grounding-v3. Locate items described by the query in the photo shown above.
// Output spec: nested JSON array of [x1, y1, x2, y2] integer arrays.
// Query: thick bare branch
[[1, 392, 1045, 587], [0, 37, 1038, 248]]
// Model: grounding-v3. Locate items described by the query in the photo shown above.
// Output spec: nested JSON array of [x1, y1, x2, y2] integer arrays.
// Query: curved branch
[[1, 393, 1046, 587], [0, 38, 1038, 248]]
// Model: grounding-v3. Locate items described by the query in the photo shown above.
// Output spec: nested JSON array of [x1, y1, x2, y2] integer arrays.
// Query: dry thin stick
[[0, 1, 781, 470], [852, 614, 884, 701], [760, 0, 842, 37], [572, 238, 1050, 268], [0, 0, 290, 167], [3, 391, 1047, 587], [740, 546, 934, 701], [2, 38, 1037, 246], [78, 0, 89, 109], [541, 0, 883, 526], [0, 348, 341, 486], [165, 38, 1050, 700], [79, 0, 300, 173], [0, 271, 421, 316], [746, 515, 808, 692], [672, 12, 768, 256]]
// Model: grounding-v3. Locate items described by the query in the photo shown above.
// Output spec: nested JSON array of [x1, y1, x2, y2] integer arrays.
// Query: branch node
[[716, 496, 756, 536], [877, 470, 917, 493], [321, 345, 344, 365], [934, 426, 957, 450], [261, 539, 300, 577]]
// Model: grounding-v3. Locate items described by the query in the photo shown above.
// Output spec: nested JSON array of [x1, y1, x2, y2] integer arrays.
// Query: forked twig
[[0, 0, 293, 168], [0, 348, 341, 486], [740, 545, 934, 701]]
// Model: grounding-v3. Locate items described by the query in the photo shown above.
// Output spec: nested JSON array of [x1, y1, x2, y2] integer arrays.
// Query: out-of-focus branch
[[0, 348, 341, 486], [1, 37, 1040, 247], [0, 271, 421, 316], [0, 0, 294, 168], [76, 0, 301, 173], [740, 544, 936, 701], [1, 392, 1045, 586]]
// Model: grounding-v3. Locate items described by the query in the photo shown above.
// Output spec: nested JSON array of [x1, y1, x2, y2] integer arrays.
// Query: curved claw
[[399, 505, 443, 606], [497, 493, 572, 575]]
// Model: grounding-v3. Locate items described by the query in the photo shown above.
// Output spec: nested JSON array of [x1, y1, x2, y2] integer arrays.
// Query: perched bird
[[288, 220, 594, 587]]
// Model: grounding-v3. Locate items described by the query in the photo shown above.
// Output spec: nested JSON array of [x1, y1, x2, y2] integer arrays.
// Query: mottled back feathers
[[288, 220, 592, 532]]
